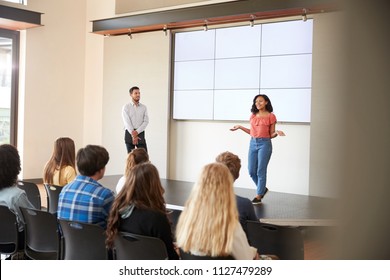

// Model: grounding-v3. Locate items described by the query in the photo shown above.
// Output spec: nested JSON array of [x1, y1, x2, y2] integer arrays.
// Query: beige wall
[[102, 32, 170, 177], [308, 11, 345, 197], [170, 120, 311, 194], [17, 0, 343, 198], [19, 0, 88, 178], [17, 0, 118, 179], [83, 0, 115, 146]]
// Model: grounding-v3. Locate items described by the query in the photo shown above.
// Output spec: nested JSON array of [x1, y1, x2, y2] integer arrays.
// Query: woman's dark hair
[[76, 145, 109, 176], [250, 94, 273, 114], [0, 144, 21, 189]]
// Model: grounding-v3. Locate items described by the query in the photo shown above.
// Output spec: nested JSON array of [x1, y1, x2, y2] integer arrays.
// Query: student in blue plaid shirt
[[57, 145, 114, 229]]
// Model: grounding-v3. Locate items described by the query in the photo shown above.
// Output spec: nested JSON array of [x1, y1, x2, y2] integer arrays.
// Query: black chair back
[[17, 181, 41, 210], [0, 205, 20, 256], [246, 220, 304, 260], [166, 208, 181, 235], [59, 220, 108, 260], [179, 249, 234, 260], [43, 183, 63, 214], [20, 207, 60, 259], [114, 232, 168, 260]]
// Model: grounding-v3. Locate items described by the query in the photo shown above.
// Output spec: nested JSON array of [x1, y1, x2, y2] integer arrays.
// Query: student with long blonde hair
[[43, 137, 76, 186], [106, 163, 179, 259], [216, 151, 257, 235], [175, 162, 258, 259], [115, 148, 149, 194]]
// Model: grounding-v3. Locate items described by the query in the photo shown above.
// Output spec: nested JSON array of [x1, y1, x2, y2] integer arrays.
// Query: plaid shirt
[[57, 175, 114, 228]]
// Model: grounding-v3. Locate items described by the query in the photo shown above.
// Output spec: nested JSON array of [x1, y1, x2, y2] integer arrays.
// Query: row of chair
[[16, 181, 62, 214], [0, 205, 172, 260], [1, 205, 304, 260], [3, 181, 305, 260]]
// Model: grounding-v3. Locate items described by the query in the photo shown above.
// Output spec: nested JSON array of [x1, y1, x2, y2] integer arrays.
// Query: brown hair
[[76, 145, 109, 177], [215, 151, 241, 181], [106, 163, 166, 248], [124, 148, 149, 178], [43, 137, 76, 184]]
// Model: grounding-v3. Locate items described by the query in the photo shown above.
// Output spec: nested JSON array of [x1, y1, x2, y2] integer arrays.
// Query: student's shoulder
[[236, 194, 252, 205], [100, 186, 115, 198], [137, 208, 167, 222]]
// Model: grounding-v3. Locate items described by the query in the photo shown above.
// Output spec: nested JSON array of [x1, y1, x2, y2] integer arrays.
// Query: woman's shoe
[[252, 197, 262, 204], [260, 187, 269, 199]]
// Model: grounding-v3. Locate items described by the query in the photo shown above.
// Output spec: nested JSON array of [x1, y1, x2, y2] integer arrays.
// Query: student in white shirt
[[115, 148, 149, 195]]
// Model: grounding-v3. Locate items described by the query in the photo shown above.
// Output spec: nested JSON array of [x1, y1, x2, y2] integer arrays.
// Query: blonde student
[[176, 162, 258, 260]]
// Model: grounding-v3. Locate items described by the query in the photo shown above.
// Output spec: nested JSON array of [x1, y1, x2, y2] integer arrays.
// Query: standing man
[[122, 86, 149, 153]]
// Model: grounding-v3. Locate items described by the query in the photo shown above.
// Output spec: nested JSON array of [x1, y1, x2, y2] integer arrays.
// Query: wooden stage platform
[[100, 176, 337, 227]]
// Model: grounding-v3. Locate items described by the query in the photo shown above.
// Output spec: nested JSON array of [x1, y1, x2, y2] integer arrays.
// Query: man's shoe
[[252, 197, 262, 204], [261, 187, 269, 199]]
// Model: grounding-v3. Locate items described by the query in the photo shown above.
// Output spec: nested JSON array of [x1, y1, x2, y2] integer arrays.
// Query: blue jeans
[[248, 137, 272, 196]]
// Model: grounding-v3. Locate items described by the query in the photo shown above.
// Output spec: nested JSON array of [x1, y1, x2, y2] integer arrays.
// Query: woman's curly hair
[[0, 144, 21, 189]]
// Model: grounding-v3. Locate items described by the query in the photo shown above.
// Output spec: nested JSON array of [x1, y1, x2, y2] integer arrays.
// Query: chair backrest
[[246, 220, 304, 260], [0, 205, 19, 255], [179, 249, 234, 260], [20, 207, 60, 260], [166, 209, 181, 236], [17, 181, 41, 210], [59, 219, 108, 260], [114, 232, 168, 260], [43, 183, 63, 214]]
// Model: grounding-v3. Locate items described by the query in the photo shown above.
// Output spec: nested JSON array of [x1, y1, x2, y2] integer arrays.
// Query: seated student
[[216, 151, 258, 234], [0, 144, 35, 248], [106, 163, 179, 260], [115, 148, 149, 195], [175, 163, 258, 260], [57, 145, 114, 229], [43, 137, 77, 186]]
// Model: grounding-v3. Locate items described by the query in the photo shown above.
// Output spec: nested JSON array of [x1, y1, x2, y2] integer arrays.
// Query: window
[[2, 0, 27, 4], [0, 29, 19, 145]]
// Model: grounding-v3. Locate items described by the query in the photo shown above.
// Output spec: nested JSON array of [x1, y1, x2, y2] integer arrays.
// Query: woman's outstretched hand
[[230, 125, 240, 131], [276, 130, 286, 136]]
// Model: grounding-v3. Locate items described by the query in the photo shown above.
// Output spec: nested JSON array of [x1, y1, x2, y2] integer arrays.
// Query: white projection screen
[[172, 19, 313, 122]]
